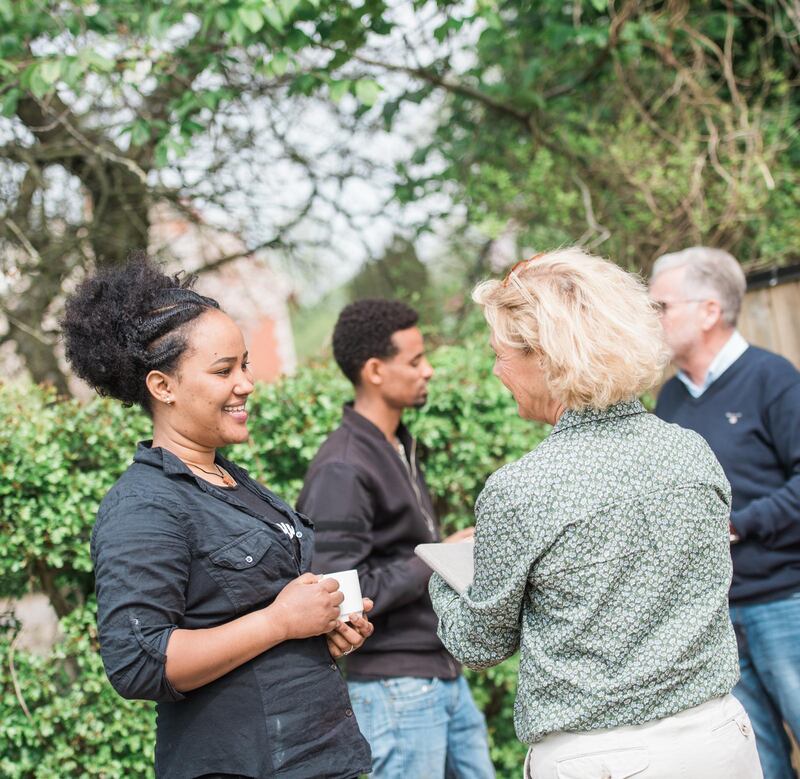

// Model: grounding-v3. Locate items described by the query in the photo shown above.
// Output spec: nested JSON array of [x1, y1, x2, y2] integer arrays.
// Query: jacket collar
[[341, 402, 413, 448], [552, 399, 646, 435]]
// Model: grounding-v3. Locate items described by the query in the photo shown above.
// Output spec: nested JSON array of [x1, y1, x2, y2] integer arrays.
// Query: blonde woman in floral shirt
[[429, 248, 763, 779]]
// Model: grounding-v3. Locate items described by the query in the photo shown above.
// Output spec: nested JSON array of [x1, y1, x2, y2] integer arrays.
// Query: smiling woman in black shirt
[[61, 258, 373, 779]]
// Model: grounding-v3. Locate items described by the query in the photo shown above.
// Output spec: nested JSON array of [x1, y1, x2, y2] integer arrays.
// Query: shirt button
[[296, 532, 303, 538], [345, 708, 353, 717], [245, 555, 254, 563]]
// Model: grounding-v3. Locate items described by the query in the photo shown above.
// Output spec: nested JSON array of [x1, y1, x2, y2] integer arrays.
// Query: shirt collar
[[676, 330, 749, 398], [132, 440, 241, 479], [552, 399, 646, 435], [133, 441, 191, 475], [132, 440, 299, 519]]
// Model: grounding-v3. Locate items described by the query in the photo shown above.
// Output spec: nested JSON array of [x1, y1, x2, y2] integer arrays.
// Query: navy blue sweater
[[655, 346, 800, 605]]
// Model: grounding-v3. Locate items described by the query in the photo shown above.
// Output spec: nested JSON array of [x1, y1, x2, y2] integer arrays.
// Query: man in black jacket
[[298, 299, 494, 779]]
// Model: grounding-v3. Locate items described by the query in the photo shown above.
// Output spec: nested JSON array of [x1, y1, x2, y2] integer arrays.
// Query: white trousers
[[524, 694, 763, 779]]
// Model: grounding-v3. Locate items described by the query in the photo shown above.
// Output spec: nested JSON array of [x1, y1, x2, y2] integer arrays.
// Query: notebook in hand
[[414, 539, 474, 595]]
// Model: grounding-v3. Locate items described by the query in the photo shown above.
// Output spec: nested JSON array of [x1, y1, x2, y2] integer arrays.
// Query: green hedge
[[0, 343, 549, 778]]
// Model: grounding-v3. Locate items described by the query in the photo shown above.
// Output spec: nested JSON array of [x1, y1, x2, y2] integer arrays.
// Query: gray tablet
[[414, 540, 474, 594]]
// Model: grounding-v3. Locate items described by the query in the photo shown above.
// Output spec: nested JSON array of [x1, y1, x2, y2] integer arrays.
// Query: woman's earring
[[165, 398, 173, 405]]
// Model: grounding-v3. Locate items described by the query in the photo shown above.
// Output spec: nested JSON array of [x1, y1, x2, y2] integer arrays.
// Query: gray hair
[[651, 246, 746, 327]]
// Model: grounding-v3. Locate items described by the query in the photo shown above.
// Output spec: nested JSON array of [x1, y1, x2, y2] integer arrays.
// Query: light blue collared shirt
[[677, 330, 749, 398]]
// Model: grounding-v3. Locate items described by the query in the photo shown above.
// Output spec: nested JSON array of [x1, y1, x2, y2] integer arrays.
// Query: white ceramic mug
[[320, 569, 363, 622]]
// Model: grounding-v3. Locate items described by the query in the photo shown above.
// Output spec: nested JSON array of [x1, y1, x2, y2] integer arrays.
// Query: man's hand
[[443, 527, 475, 544], [326, 599, 374, 659]]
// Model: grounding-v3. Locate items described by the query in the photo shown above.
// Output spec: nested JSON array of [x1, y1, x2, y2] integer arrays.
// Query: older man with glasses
[[651, 247, 800, 779]]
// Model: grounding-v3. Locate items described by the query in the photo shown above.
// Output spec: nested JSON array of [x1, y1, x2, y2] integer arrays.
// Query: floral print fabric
[[429, 400, 739, 744]]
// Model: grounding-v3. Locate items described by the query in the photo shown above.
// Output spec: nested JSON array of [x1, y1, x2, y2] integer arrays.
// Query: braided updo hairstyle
[[61, 257, 220, 412]]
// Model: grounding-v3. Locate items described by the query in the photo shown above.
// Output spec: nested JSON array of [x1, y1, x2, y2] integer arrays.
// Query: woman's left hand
[[326, 598, 374, 659]]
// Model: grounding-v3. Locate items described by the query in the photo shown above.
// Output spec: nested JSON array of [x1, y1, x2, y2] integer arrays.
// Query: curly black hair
[[61, 256, 220, 412], [332, 298, 419, 385]]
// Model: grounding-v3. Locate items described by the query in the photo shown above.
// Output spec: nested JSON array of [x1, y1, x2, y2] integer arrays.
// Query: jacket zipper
[[398, 437, 437, 540]]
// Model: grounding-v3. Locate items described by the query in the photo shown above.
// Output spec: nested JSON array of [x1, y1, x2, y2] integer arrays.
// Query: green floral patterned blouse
[[429, 400, 739, 744]]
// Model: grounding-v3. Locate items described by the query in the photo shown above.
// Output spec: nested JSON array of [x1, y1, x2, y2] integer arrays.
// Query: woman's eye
[[216, 368, 231, 376]]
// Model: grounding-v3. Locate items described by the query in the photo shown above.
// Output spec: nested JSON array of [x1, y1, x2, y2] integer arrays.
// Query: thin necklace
[[190, 461, 236, 487]]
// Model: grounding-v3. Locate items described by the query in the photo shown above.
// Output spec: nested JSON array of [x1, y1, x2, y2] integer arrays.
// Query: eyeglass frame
[[650, 298, 710, 315]]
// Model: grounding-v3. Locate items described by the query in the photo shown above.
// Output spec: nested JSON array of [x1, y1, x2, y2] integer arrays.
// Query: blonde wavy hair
[[472, 247, 669, 411]]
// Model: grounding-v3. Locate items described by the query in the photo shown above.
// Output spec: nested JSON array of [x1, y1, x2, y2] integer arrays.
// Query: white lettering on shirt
[[274, 521, 296, 539]]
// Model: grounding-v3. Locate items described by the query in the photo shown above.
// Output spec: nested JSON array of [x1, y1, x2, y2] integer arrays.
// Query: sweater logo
[[725, 412, 742, 425]]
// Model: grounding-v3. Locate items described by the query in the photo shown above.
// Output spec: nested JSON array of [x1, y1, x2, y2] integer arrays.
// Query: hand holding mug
[[327, 599, 374, 659], [270, 573, 344, 640]]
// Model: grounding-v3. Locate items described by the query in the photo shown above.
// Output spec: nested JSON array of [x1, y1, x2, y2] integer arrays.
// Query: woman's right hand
[[269, 573, 344, 640]]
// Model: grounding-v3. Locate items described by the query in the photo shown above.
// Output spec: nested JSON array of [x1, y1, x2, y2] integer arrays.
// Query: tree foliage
[[383, 0, 800, 270], [0, 0, 392, 388]]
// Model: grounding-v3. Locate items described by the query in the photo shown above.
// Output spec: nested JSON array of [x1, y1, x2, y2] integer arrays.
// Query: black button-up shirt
[[91, 442, 370, 779]]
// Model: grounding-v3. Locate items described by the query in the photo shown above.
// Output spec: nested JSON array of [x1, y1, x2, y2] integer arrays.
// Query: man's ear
[[700, 299, 723, 332], [361, 357, 385, 387], [145, 369, 175, 406]]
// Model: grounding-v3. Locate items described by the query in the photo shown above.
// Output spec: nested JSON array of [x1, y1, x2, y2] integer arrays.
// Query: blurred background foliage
[[0, 342, 548, 777], [2, 0, 799, 387]]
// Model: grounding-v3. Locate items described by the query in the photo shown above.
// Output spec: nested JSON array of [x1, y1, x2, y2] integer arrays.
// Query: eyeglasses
[[651, 298, 707, 315], [501, 253, 546, 312]]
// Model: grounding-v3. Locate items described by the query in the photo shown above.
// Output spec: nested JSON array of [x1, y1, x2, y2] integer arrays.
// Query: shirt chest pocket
[[206, 528, 289, 614]]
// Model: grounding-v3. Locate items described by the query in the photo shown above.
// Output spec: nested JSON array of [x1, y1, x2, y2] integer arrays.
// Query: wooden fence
[[739, 267, 800, 368]]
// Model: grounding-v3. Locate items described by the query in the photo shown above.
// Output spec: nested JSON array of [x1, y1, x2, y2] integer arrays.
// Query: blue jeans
[[347, 675, 495, 779], [730, 591, 800, 779]]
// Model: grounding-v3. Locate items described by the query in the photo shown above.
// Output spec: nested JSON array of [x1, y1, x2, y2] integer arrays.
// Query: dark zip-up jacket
[[92, 442, 370, 779], [297, 405, 460, 680]]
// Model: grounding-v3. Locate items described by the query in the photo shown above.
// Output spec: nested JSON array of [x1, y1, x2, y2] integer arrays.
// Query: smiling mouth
[[223, 403, 247, 416]]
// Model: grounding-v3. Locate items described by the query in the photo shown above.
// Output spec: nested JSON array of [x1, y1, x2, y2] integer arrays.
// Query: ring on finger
[[342, 644, 355, 656]]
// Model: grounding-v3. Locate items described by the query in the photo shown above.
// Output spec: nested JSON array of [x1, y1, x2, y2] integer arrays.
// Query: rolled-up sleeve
[[429, 471, 541, 670], [91, 493, 191, 703]]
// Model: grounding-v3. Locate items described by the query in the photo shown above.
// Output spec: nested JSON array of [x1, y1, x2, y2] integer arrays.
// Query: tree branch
[[345, 51, 534, 129]]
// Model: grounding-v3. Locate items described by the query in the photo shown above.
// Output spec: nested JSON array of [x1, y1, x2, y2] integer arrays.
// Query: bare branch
[[4, 218, 43, 263], [1, 312, 57, 347], [344, 50, 533, 128], [573, 175, 611, 250], [191, 236, 288, 277]]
